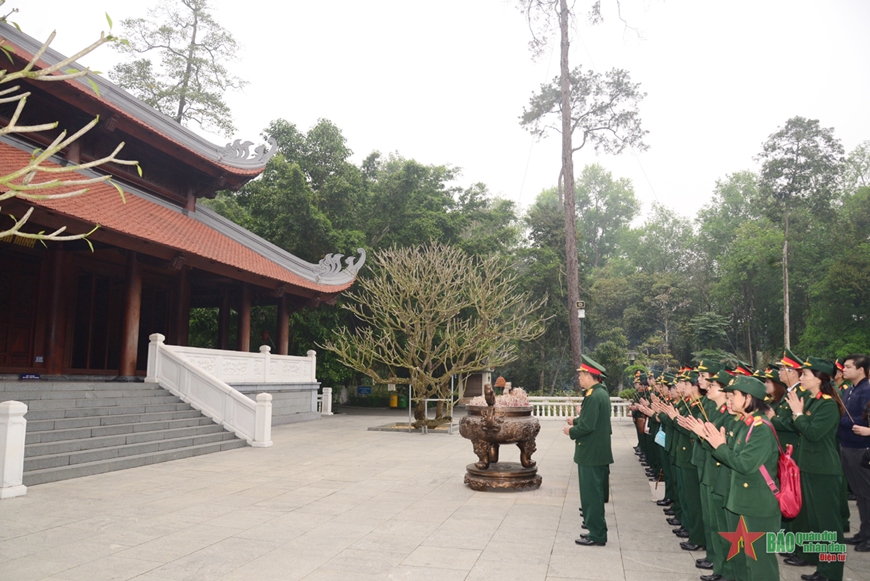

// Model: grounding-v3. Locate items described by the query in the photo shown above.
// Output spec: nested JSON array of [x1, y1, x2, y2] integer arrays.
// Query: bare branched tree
[[320, 242, 547, 427], [0, 15, 140, 246]]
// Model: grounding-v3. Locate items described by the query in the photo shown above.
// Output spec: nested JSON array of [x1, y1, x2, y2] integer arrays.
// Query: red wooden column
[[277, 294, 289, 355], [174, 268, 190, 346], [44, 247, 68, 375], [237, 283, 250, 352], [218, 290, 230, 350], [119, 251, 142, 377]]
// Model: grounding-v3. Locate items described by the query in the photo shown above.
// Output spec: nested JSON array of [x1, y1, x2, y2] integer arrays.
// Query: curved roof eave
[[0, 23, 277, 176]]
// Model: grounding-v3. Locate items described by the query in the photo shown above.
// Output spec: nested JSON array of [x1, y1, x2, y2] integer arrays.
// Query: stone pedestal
[[464, 462, 542, 491], [0, 400, 27, 499]]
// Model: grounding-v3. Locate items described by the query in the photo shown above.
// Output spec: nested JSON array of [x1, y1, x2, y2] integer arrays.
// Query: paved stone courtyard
[[2, 409, 868, 581]]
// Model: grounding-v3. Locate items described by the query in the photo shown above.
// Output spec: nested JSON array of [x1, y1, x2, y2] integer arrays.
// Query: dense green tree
[[756, 116, 844, 347]]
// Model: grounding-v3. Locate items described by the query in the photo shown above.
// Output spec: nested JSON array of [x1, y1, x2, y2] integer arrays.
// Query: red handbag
[[747, 417, 802, 518]]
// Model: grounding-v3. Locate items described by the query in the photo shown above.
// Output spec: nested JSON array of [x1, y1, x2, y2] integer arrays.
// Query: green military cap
[[836, 358, 846, 373], [801, 356, 835, 377], [729, 375, 767, 400], [578, 354, 608, 379], [711, 370, 733, 388], [633, 369, 648, 383], [761, 367, 786, 385], [696, 360, 723, 375], [780, 348, 803, 370], [687, 370, 699, 383]]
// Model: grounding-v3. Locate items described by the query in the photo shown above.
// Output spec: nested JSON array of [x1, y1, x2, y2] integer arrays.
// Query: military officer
[[564, 355, 613, 546]]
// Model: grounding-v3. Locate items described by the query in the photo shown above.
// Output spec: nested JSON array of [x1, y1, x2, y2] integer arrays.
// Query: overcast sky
[[9, 0, 870, 219]]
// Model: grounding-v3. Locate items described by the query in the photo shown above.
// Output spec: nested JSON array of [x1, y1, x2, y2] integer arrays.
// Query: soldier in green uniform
[[771, 349, 815, 567], [784, 357, 847, 581], [673, 370, 707, 551], [565, 355, 613, 546], [702, 375, 781, 581], [687, 368, 744, 581]]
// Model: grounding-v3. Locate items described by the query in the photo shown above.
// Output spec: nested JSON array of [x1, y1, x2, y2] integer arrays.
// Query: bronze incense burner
[[459, 386, 542, 491]]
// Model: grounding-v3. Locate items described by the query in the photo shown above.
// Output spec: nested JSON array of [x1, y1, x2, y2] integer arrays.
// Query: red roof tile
[[0, 143, 353, 294]]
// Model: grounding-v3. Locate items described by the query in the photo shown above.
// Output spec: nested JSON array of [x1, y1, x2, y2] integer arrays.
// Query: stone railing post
[[321, 387, 333, 415], [306, 350, 317, 383], [145, 333, 165, 383], [252, 393, 273, 448], [0, 400, 28, 499], [259, 345, 271, 382]]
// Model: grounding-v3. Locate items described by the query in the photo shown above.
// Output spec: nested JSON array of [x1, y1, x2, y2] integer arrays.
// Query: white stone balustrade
[[317, 388, 333, 415], [0, 400, 27, 499], [147, 343, 317, 385], [146, 334, 273, 447], [528, 396, 630, 420]]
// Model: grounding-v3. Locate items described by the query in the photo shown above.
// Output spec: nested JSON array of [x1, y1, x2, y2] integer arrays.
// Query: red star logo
[[718, 515, 766, 560]]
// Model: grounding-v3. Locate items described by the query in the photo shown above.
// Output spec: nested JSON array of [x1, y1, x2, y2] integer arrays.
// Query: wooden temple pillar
[[44, 247, 69, 375], [277, 294, 289, 355], [218, 290, 231, 350], [237, 283, 251, 352], [174, 268, 190, 346], [119, 251, 142, 378]]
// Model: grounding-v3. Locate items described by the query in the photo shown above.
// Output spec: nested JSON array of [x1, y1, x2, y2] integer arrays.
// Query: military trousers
[[680, 464, 705, 546], [726, 512, 780, 581], [578, 464, 609, 543], [795, 472, 845, 581]]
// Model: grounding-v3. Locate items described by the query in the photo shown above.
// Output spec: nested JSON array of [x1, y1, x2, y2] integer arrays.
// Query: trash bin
[[389, 394, 398, 408], [397, 395, 407, 408]]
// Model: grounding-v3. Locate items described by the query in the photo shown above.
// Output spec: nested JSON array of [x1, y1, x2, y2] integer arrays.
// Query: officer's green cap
[[801, 356, 835, 377], [780, 348, 803, 370], [696, 360, 723, 375], [578, 355, 608, 380], [733, 361, 753, 376], [729, 375, 767, 400]]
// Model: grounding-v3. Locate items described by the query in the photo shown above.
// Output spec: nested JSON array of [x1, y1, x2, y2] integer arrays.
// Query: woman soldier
[[784, 357, 847, 581], [685, 366, 741, 581], [701, 375, 781, 581]]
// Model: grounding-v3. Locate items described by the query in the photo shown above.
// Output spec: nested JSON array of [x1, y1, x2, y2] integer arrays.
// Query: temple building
[[0, 23, 364, 380]]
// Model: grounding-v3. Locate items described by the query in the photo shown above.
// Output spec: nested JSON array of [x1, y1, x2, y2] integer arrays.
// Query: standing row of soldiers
[[627, 350, 870, 581]]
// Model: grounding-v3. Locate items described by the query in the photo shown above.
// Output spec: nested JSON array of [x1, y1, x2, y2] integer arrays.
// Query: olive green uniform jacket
[[570, 384, 614, 466]]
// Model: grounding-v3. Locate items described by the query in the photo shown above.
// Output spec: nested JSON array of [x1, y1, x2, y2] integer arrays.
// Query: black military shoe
[[667, 518, 682, 526], [676, 530, 690, 538], [856, 539, 870, 552], [699, 575, 722, 581], [800, 573, 829, 581], [575, 537, 606, 546], [843, 534, 866, 545], [680, 542, 703, 551], [663, 508, 676, 515], [656, 498, 673, 506], [695, 559, 713, 569], [783, 555, 812, 567]]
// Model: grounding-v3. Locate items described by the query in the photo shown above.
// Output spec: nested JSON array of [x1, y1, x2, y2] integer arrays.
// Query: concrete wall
[[234, 383, 320, 425]]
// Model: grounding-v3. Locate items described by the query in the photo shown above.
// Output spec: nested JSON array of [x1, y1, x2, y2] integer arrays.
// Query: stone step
[[0, 381, 159, 392], [1, 387, 164, 401], [26, 409, 205, 432], [22, 394, 183, 411], [24, 401, 192, 421], [25, 416, 216, 444], [24, 431, 240, 471], [22, 438, 248, 486], [25, 423, 228, 457]]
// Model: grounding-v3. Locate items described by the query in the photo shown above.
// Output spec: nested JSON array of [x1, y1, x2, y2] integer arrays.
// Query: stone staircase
[[0, 381, 247, 486]]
